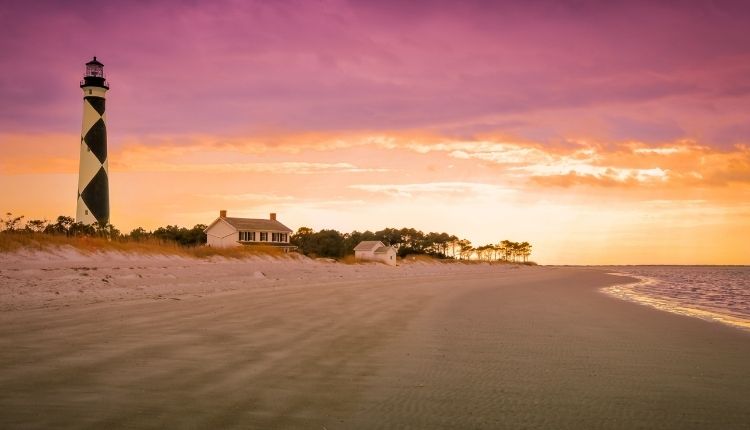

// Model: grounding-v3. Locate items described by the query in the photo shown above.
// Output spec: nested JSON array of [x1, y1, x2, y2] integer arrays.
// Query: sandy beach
[[1, 251, 749, 429]]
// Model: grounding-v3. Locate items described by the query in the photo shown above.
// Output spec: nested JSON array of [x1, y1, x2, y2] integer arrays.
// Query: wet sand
[[1, 263, 749, 429]]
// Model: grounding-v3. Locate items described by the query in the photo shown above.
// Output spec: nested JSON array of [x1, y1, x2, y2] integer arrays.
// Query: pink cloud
[[1, 0, 749, 149]]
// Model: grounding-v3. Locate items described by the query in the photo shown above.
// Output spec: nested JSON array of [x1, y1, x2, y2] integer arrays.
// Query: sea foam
[[603, 266, 750, 332]]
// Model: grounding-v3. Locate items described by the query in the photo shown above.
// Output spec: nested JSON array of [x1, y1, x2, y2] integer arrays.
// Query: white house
[[354, 241, 397, 266], [204, 210, 294, 249]]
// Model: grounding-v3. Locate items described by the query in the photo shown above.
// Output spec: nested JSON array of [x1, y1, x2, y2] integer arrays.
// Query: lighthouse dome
[[81, 56, 109, 89]]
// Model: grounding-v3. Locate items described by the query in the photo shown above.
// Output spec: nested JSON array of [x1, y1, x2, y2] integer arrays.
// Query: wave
[[602, 268, 750, 332]]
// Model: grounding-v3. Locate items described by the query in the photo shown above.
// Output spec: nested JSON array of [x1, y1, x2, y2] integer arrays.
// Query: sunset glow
[[2, 1, 749, 264]]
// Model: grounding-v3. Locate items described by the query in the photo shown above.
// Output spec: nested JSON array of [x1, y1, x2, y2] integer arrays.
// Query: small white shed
[[354, 241, 397, 266]]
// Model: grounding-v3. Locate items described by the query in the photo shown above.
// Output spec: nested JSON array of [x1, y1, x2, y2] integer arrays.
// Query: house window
[[271, 233, 288, 242], [239, 231, 256, 242], [260, 232, 268, 241]]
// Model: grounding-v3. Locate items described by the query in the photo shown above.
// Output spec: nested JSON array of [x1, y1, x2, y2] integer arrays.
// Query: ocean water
[[602, 266, 750, 332]]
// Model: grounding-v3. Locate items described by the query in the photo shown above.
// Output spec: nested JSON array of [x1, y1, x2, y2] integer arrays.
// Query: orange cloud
[[4, 131, 750, 191], [388, 136, 750, 188]]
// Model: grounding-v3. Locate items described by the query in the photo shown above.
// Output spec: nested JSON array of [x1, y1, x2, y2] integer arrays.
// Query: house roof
[[224, 217, 292, 232], [354, 241, 385, 251], [374, 246, 394, 254], [205, 217, 292, 233]]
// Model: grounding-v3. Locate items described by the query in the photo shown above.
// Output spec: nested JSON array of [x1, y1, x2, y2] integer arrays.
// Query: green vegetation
[[1, 212, 206, 246], [0, 212, 211, 256], [291, 226, 533, 263], [1, 212, 535, 263]]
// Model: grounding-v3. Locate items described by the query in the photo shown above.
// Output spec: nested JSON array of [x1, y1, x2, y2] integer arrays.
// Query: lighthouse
[[76, 57, 110, 226]]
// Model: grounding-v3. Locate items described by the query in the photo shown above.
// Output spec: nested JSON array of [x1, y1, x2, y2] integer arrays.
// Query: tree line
[[2, 213, 534, 262], [1, 213, 207, 247], [291, 227, 533, 262]]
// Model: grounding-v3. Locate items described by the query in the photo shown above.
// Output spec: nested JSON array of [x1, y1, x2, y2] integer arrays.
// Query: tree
[[447, 237, 461, 259], [25, 219, 48, 233], [313, 229, 347, 258], [93, 222, 121, 239], [395, 227, 426, 257], [520, 241, 532, 262], [128, 227, 150, 241], [2, 212, 25, 232], [490, 244, 500, 261], [185, 224, 207, 246], [343, 230, 377, 254], [375, 228, 402, 247], [44, 216, 75, 236], [69, 222, 95, 237], [499, 240, 512, 262], [152, 224, 206, 246], [459, 239, 474, 260], [423, 232, 453, 258], [475, 245, 489, 261], [290, 227, 314, 252], [291, 228, 346, 258]]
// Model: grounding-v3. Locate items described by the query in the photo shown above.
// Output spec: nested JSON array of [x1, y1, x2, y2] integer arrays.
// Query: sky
[[1, 0, 749, 264]]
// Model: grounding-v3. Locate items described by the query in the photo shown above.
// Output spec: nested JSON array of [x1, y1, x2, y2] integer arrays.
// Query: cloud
[[632, 146, 690, 155], [2, 0, 750, 149], [383, 136, 750, 188], [5, 129, 750, 190], [349, 182, 515, 198], [125, 161, 386, 174]]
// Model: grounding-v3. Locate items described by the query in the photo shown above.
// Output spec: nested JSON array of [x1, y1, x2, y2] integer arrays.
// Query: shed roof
[[354, 241, 385, 251], [374, 246, 394, 254]]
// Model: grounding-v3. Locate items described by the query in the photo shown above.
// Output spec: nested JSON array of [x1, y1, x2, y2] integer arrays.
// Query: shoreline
[[602, 272, 750, 333], [2, 250, 747, 335], [600, 264, 750, 334], [1, 253, 749, 428]]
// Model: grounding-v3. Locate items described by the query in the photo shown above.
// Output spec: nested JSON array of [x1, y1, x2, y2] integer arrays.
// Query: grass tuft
[[189, 244, 286, 259]]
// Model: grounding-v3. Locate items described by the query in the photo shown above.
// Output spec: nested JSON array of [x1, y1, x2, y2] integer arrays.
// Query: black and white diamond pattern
[[76, 95, 109, 226]]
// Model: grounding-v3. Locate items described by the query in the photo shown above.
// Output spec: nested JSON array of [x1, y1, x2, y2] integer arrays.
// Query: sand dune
[[1, 251, 749, 429]]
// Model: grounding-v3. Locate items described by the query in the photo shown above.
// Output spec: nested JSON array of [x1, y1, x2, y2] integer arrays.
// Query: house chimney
[[270, 213, 276, 221], [220, 210, 227, 218]]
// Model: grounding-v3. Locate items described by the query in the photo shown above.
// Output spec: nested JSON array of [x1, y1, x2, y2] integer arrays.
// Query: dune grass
[[0, 232, 287, 259], [0, 233, 537, 264], [189, 244, 286, 259]]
